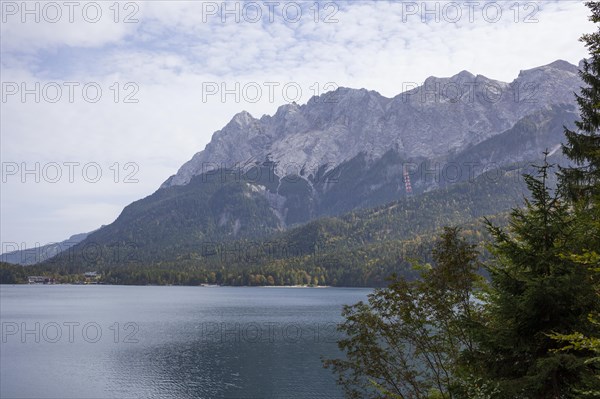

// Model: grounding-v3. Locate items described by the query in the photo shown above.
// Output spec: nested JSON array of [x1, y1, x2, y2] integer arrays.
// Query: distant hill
[[1, 230, 97, 265]]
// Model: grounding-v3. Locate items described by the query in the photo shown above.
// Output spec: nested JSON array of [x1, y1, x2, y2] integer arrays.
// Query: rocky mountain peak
[[230, 110, 257, 127], [517, 59, 580, 81]]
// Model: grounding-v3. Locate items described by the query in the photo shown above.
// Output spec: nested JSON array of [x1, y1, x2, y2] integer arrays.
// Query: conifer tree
[[550, 4, 600, 395], [561, 1, 600, 204], [472, 158, 599, 398]]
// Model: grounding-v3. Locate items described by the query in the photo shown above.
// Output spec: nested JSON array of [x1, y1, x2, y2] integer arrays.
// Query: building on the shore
[[84, 271, 100, 284], [28, 276, 55, 284]]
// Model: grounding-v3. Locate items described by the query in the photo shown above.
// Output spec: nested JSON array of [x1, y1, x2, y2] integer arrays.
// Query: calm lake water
[[0, 285, 371, 399]]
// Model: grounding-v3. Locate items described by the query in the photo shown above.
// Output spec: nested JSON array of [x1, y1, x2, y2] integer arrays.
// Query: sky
[[0, 0, 595, 250]]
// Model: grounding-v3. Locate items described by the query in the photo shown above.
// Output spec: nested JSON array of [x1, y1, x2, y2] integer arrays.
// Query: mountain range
[[163, 59, 581, 188], [2, 59, 583, 284]]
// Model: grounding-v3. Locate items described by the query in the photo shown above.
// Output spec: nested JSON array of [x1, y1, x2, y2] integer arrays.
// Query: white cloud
[[0, 1, 139, 53]]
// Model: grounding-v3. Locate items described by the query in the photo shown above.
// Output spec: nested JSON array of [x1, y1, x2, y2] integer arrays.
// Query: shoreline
[[2, 283, 372, 289]]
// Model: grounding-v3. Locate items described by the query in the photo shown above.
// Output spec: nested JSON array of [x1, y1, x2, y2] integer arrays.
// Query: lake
[[0, 285, 371, 399]]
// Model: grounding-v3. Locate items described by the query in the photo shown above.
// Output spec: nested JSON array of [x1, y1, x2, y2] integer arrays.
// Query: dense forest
[[0, 159, 528, 286]]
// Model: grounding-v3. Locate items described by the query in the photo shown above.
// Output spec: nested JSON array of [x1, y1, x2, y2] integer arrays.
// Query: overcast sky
[[0, 0, 594, 249]]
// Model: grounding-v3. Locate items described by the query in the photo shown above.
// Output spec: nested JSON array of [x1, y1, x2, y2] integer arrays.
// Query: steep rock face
[[162, 60, 582, 189], [447, 104, 577, 171]]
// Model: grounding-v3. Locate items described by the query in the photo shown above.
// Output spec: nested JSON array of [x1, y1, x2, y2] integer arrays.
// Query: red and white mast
[[403, 165, 412, 195]]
